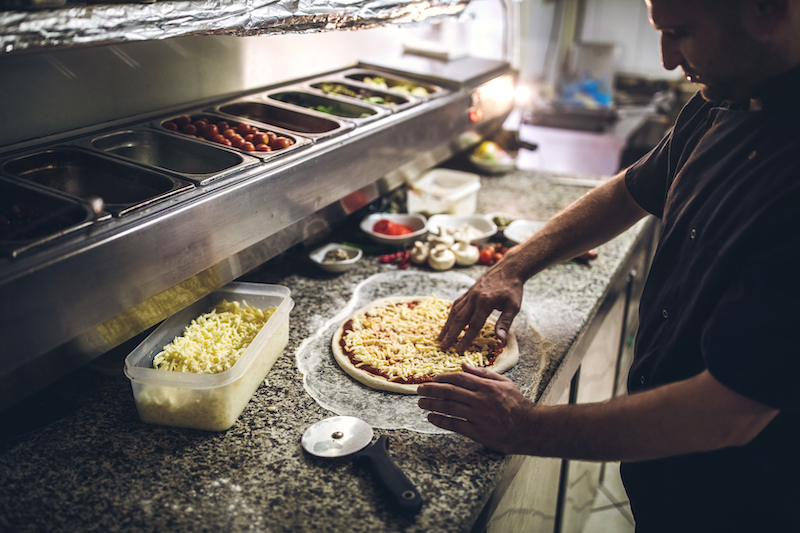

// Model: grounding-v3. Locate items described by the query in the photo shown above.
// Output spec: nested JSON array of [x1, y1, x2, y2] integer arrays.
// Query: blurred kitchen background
[[0, 0, 690, 161]]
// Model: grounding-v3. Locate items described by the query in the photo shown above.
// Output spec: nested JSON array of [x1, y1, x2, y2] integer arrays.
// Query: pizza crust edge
[[331, 296, 519, 395]]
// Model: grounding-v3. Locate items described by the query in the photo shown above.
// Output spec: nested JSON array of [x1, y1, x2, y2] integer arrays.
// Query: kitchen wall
[[580, 0, 674, 80], [518, 0, 680, 85]]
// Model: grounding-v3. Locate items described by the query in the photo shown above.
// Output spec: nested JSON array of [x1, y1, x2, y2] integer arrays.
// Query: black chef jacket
[[621, 65, 800, 533]]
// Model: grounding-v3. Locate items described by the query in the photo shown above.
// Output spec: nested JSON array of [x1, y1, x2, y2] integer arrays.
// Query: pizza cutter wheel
[[301, 416, 423, 515]]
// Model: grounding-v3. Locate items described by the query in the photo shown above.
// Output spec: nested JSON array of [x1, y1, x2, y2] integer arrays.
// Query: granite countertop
[[0, 169, 650, 533]]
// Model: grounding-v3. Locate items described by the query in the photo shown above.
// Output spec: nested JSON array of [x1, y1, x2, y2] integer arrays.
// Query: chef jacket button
[[748, 150, 757, 160], [662, 309, 669, 319], [640, 375, 646, 385], [690, 228, 697, 239]]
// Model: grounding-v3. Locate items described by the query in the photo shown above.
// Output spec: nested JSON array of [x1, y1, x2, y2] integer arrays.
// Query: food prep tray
[[86, 128, 260, 185], [339, 68, 447, 101], [1, 148, 193, 217], [0, 176, 102, 258], [124, 282, 294, 432], [154, 111, 312, 161], [304, 79, 418, 114], [243, 85, 388, 126], [213, 98, 353, 142]]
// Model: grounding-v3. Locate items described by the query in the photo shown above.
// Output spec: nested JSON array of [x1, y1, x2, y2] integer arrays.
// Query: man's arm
[[439, 171, 650, 351], [417, 364, 778, 461]]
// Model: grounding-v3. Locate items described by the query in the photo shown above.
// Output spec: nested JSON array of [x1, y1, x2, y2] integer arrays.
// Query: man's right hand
[[438, 253, 526, 351]]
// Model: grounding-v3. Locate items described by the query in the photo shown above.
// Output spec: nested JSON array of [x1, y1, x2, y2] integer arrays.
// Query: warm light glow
[[481, 75, 516, 106], [514, 85, 532, 105]]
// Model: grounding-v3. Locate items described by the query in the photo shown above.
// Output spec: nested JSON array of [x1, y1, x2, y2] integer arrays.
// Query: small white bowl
[[426, 214, 497, 246], [504, 219, 546, 245], [309, 243, 363, 273], [469, 154, 517, 175], [360, 213, 428, 246], [485, 212, 518, 230]]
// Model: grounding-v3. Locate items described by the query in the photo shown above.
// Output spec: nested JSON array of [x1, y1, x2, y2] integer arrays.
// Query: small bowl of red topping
[[360, 213, 427, 246]]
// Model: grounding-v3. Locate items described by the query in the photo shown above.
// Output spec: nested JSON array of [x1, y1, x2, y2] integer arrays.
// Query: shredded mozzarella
[[153, 300, 276, 374], [342, 295, 501, 381]]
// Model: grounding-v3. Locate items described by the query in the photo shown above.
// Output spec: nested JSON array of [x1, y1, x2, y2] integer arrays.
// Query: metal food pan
[[86, 128, 260, 185], [304, 80, 418, 114], [156, 112, 311, 160], [0, 175, 98, 258], [339, 68, 447, 101], [213, 99, 353, 141], [256, 88, 388, 125], [1, 148, 193, 217]]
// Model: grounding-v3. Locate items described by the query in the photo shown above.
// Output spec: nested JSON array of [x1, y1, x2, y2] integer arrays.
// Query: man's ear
[[740, 0, 790, 37]]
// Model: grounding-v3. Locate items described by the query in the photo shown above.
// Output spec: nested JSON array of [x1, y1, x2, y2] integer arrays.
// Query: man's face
[[646, 0, 772, 102]]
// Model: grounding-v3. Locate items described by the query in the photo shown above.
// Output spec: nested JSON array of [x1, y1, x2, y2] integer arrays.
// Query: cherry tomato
[[252, 132, 268, 145], [181, 124, 197, 135], [222, 128, 237, 139], [265, 131, 277, 142], [175, 115, 192, 127], [193, 118, 208, 129], [222, 139, 232, 147], [216, 121, 229, 132], [271, 137, 292, 150], [255, 143, 272, 152], [478, 247, 494, 265], [203, 124, 218, 138], [237, 123, 252, 135], [163, 121, 178, 131], [244, 134, 254, 142], [212, 134, 226, 144], [241, 141, 255, 151], [493, 252, 504, 263], [230, 136, 245, 148]]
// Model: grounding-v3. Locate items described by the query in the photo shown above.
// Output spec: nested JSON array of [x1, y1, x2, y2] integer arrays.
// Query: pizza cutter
[[301, 416, 423, 515]]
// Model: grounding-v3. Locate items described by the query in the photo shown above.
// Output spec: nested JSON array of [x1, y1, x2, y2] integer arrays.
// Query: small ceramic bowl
[[503, 219, 546, 245], [469, 153, 517, 175], [426, 214, 497, 246], [485, 212, 518, 231], [309, 243, 363, 273], [360, 213, 428, 246]]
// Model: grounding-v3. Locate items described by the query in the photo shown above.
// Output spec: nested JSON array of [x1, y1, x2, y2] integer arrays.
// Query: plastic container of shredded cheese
[[124, 282, 294, 431]]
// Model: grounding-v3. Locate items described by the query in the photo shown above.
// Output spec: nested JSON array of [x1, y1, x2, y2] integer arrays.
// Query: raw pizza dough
[[331, 296, 519, 394]]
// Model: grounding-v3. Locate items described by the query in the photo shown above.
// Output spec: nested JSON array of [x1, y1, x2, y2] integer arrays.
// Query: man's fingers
[[438, 297, 473, 348], [425, 412, 476, 435], [417, 396, 474, 420], [494, 307, 518, 344], [460, 362, 509, 382]]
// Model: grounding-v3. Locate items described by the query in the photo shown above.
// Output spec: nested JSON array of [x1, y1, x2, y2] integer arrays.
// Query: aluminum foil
[[1, 0, 471, 54]]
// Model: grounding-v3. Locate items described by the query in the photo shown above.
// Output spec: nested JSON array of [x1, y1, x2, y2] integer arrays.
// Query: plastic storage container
[[406, 168, 481, 216], [124, 283, 294, 431]]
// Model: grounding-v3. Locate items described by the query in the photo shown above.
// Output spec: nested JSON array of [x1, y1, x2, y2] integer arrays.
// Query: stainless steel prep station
[[0, 57, 515, 411], [0, 168, 657, 533]]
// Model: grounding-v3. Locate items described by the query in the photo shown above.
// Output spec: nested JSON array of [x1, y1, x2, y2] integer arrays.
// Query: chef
[[418, 0, 800, 530]]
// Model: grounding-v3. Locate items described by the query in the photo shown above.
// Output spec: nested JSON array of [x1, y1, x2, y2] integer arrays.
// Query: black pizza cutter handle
[[354, 435, 423, 515]]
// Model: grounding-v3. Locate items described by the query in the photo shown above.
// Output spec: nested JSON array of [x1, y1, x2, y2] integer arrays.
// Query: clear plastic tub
[[406, 168, 481, 216], [124, 282, 294, 431]]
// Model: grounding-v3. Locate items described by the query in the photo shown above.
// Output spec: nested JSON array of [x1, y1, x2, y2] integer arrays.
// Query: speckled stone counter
[[0, 169, 653, 533]]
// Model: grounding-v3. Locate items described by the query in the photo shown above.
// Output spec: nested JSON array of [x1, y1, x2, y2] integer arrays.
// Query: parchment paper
[[295, 270, 543, 433]]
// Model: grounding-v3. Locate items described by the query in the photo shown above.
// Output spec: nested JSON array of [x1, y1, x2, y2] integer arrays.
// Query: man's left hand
[[417, 363, 533, 454]]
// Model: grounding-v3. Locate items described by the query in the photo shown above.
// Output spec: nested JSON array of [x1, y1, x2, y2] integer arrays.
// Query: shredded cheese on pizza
[[153, 300, 276, 374], [342, 296, 502, 382]]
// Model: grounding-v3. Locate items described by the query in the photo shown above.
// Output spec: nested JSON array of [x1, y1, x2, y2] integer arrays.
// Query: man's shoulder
[[675, 92, 714, 127]]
